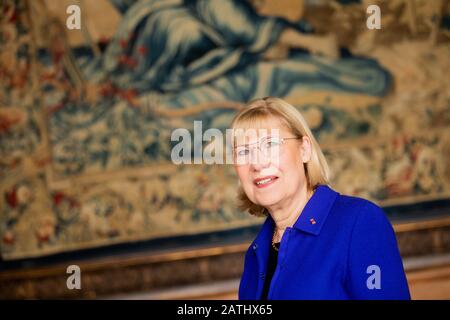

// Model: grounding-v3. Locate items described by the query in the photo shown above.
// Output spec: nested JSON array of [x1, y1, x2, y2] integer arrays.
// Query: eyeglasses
[[234, 136, 301, 165]]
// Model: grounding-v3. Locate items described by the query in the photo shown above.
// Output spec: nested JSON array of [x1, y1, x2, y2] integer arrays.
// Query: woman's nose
[[249, 149, 271, 171]]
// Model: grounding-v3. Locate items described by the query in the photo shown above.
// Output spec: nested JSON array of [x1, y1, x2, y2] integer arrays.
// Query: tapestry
[[1, 0, 449, 260]]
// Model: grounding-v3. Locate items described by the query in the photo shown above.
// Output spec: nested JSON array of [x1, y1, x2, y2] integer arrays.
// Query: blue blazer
[[239, 185, 411, 300]]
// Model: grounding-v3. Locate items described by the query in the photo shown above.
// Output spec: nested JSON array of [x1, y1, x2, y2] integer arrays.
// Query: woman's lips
[[253, 176, 279, 189]]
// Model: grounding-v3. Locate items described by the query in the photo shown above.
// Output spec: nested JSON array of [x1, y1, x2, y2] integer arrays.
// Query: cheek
[[277, 149, 305, 180], [235, 166, 256, 197], [235, 166, 249, 185]]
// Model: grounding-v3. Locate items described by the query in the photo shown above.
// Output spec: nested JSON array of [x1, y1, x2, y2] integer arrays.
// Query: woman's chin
[[253, 194, 282, 209]]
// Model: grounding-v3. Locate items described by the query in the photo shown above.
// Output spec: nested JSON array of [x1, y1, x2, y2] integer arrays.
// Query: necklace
[[271, 187, 316, 252], [272, 228, 280, 251]]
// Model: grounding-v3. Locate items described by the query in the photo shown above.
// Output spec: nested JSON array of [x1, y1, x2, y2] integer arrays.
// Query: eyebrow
[[235, 135, 276, 148]]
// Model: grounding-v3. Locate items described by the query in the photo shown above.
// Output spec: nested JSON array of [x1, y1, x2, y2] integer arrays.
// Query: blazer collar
[[291, 184, 339, 235], [253, 184, 339, 249]]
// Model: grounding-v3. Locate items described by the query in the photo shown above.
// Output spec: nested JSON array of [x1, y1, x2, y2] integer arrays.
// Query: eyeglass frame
[[233, 135, 302, 165]]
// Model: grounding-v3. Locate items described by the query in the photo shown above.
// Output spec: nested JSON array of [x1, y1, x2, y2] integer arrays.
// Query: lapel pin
[[310, 218, 316, 225]]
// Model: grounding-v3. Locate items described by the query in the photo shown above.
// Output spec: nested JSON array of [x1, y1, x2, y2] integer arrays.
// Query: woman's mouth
[[253, 176, 279, 188]]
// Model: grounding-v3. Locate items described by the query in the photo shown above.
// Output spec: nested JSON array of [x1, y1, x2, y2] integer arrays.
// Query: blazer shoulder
[[337, 193, 382, 211], [333, 193, 391, 229]]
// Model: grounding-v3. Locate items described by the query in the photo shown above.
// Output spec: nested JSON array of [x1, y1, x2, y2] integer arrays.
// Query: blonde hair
[[231, 97, 330, 216]]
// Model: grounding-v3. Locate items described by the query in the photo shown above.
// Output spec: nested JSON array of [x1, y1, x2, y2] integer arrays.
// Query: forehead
[[233, 117, 291, 144]]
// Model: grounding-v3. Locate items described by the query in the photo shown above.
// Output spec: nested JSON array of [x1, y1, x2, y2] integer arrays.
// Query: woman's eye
[[237, 149, 249, 156], [265, 141, 280, 148]]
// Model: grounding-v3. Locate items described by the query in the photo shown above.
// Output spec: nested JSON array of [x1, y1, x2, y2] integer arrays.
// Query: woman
[[231, 97, 410, 300]]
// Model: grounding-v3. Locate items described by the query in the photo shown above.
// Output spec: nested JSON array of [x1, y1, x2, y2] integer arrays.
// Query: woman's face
[[233, 118, 311, 210]]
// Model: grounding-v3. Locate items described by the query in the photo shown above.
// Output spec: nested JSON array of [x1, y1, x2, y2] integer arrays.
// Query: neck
[[268, 183, 313, 241]]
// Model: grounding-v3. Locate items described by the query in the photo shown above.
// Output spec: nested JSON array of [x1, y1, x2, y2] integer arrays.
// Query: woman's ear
[[300, 136, 312, 163]]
